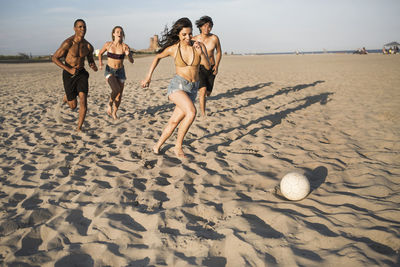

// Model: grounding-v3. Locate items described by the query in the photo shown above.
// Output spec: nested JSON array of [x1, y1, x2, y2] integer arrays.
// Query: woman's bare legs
[[112, 81, 124, 119], [153, 106, 185, 154], [107, 97, 113, 117], [154, 90, 196, 158], [106, 75, 123, 119], [198, 86, 207, 117]]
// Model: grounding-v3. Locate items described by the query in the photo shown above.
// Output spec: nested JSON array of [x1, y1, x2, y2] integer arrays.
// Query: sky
[[0, 0, 399, 55]]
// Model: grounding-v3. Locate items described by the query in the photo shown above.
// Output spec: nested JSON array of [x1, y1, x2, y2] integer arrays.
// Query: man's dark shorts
[[199, 64, 216, 94], [63, 69, 89, 101]]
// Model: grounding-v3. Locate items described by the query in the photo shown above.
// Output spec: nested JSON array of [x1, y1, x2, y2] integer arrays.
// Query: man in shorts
[[193, 16, 222, 117], [52, 19, 98, 131]]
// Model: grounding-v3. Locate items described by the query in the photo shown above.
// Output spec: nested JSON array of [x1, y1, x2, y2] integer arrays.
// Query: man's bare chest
[[68, 43, 89, 58]]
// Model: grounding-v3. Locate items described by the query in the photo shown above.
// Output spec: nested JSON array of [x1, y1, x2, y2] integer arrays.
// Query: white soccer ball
[[280, 172, 310, 201]]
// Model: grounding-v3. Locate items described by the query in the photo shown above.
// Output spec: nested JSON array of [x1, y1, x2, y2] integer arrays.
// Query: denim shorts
[[167, 75, 199, 102], [104, 65, 126, 82]]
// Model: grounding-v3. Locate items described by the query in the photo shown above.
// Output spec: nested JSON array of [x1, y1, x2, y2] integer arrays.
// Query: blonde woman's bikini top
[[107, 43, 125, 60]]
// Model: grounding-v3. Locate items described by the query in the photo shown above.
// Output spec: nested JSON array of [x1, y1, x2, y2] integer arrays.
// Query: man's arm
[[87, 43, 98, 72], [52, 39, 75, 75], [199, 42, 211, 70], [213, 35, 222, 75]]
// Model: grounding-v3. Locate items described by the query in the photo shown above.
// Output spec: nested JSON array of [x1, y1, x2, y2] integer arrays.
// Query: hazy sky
[[1, 0, 399, 55]]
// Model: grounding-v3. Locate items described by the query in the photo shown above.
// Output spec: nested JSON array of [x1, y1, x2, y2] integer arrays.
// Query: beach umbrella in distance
[[384, 41, 400, 47]]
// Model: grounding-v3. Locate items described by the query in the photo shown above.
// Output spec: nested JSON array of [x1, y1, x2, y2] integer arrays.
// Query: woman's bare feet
[[174, 146, 186, 159], [107, 102, 112, 117], [112, 103, 119, 120], [62, 94, 67, 105], [112, 111, 118, 120], [153, 144, 161, 155]]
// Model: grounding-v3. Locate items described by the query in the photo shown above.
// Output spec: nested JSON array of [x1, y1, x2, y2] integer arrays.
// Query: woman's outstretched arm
[[141, 46, 174, 88]]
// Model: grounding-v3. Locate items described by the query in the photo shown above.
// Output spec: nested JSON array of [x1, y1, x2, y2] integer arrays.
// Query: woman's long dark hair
[[158, 17, 192, 53]]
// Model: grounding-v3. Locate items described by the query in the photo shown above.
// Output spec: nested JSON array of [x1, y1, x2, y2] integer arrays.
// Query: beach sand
[[0, 54, 399, 266]]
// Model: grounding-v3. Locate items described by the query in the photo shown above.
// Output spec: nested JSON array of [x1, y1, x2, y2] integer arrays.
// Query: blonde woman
[[98, 26, 134, 119]]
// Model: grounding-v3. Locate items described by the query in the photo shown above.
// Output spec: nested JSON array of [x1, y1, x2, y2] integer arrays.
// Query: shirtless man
[[52, 19, 98, 131], [192, 16, 222, 117]]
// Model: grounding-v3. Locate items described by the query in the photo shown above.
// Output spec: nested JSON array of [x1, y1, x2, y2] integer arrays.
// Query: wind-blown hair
[[111, 26, 125, 42], [158, 17, 192, 53], [195, 16, 213, 32]]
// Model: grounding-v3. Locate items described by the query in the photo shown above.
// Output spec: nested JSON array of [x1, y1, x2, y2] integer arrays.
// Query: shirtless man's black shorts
[[62, 68, 89, 101], [199, 64, 216, 94]]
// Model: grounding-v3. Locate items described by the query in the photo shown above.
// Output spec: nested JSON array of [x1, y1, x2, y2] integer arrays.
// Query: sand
[[0, 54, 399, 266]]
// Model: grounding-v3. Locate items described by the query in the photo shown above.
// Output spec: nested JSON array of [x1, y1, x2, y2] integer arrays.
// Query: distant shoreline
[[0, 50, 389, 64], [0, 53, 154, 64], [245, 49, 383, 55], [0, 59, 52, 64]]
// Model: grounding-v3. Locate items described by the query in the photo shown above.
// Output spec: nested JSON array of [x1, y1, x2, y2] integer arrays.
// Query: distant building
[[149, 35, 159, 51], [134, 35, 159, 53]]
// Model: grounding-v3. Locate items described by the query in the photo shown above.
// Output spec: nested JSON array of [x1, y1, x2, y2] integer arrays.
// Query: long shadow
[[209, 82, 273, 101], [126, 81, 321, 121], [282, 80, 325, 94], [128, 82, 274, 118], [136, 102, 175, 117], [192, 92, 333, 152], [215, 80, 324, 115]]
